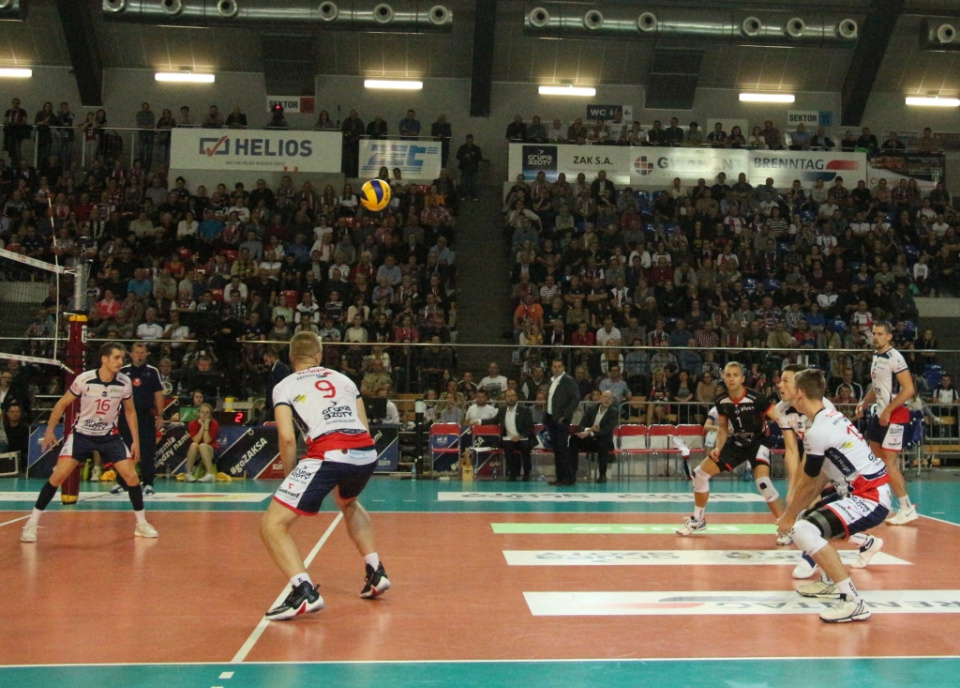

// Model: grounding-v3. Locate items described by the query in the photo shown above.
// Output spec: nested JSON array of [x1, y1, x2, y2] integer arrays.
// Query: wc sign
[[788, 110, 833, 128], [266, 96, 315, 114], [586, 104, 633, 122]]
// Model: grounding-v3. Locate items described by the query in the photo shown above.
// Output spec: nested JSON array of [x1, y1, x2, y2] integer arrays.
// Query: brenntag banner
[[358, 139, 443, 181], [170, 128, 342, 173], [746, 150, 866, 187]]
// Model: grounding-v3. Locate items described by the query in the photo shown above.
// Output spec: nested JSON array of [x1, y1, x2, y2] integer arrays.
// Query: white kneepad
[[791, 519, 828, 556], [692, 466, 711, 493], [754, 476, 780, 503]]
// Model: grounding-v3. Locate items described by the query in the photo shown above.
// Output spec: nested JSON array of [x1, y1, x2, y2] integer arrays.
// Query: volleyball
[[360, 178, 391, 212]]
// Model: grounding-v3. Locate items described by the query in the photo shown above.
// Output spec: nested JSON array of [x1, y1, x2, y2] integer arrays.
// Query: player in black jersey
[[677, 361, 785, 535]]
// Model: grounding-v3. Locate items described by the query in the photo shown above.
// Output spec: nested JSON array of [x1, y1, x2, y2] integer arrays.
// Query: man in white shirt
[[465, 389, 498, 426], [478, 363, 508, 400], [135, 308, 165, 341], [596, 317, 622, 346]]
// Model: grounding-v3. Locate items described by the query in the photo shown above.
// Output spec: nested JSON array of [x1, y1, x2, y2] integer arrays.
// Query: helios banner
[[358, 139, 443, 181], [170, 128, 342, 173]]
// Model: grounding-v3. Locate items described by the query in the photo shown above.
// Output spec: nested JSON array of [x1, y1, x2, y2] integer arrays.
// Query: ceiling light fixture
[[0, 68, 33, 78], [539, 84, 596, 97], [155, 71, 216, 83], [363, 79, 423, 90], [739, 92, 795, 103], [905, 96, 960, 107]]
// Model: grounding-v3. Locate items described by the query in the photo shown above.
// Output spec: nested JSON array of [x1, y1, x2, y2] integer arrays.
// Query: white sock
[[364, 552, 380, 569], [290, 572, 313, 588], [134, 510, 147, 525], [900, 495, 913, 510], [849, 532, 869, 547], [693, 506, 705, 520], [27, 508, 43, 526], [836, 577, 859, 600]]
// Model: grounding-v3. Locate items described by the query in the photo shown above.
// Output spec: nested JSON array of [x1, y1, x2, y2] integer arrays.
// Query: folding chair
[[647, 424, 679, 477], [613, 425, 649, 477], [429, 423, 465, 473]]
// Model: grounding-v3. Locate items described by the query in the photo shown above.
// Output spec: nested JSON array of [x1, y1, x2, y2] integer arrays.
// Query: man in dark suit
[[496, 388, 535, 481], [576, 390, 619, 483], [545, 357, 581, 486], [263, 347, 291, 422]]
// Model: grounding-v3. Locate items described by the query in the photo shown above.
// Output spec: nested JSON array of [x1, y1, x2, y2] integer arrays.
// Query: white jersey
[[870, 346, 911, 424], [775, 397, 836, 442], [68, 369, 132, 437], [272, 366, 375, 464], [803, 408, 888, 499]]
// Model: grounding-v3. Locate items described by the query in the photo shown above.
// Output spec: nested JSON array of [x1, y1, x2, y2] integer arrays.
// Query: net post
[[61, 262, 90, 504]]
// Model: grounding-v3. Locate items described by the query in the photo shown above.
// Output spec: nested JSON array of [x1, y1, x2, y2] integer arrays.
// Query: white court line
[[231, 512, 343, 664], [920, 514, 960, 528], [0, 490, 113, 529]]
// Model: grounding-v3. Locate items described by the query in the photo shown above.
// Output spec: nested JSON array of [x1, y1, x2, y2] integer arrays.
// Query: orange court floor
[[1, 475, 959, 688]]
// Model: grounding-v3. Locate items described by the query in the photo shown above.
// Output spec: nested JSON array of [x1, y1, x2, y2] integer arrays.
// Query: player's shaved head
[[289, 332, 322, 363]]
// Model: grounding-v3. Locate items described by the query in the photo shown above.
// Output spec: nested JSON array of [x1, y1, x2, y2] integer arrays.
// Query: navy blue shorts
[[273, 448, 378, 515], [60, 431, 131, 465]]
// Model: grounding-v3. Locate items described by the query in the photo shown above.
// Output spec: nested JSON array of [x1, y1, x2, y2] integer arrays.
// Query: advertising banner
[[510, 144, 633, 183], [586, 104, 633, 121], [371, 424, 400, 472], [266, 96, 315, 114], [745, 150, 866, 187], [358, 139, 443, 181], [27, 424, 62, 477], [787, 110, 833, 128], [868, 152, 945, 190], [629, 148, 745, 186], [170, 128, 342, 173]]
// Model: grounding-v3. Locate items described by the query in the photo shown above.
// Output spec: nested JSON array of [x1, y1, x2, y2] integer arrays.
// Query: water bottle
[[492, 460, 500, 480], [411, 456, 417, 478]]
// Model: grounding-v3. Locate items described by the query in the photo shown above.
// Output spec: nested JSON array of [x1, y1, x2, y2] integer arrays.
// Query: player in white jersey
[[260, 332, 390, 621], [778, 369, 892, 623], [776, 365, 883, 578], [20, 343, 157, 543], [856, 322, 917, 525]]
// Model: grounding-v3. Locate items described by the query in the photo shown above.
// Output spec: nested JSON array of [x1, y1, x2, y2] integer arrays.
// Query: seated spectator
[[183, 402, 219, 482], [464, 388, 498, 426]]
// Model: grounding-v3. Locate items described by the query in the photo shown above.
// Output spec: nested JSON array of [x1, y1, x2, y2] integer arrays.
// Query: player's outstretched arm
[[710, 414, 728, 460], [42, 390, 78, 451]]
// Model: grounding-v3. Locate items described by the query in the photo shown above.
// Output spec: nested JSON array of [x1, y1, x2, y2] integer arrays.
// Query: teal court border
[[3, 657, 960, 688]]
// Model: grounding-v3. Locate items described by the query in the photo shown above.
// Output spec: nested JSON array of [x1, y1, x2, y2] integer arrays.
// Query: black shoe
[[507, 475, 518, 482], [548, 479, 563, 486], [522, 473, 531, 482], [265, 581, 324, 621], [361, 563, 391, 599], [597, 475, 607, 483]]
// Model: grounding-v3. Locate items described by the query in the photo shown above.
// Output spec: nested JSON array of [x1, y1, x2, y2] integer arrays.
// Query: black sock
[[115, 473, 129, 492], [128, 485, 144, 511], [34, 480, 58, 511]]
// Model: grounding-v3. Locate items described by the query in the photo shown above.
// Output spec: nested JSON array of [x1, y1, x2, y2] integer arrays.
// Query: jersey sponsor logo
[[132, 378, 142, 387], [322, 404, 352, 420]]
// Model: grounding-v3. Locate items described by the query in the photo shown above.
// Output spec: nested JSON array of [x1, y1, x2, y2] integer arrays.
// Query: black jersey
[[714, 388, 773, 445]]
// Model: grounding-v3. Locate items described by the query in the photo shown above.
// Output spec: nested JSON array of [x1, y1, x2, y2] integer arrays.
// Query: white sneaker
[[887, 505, 918, 525], [850, 535, 884, 569], [184, 473, 197, 482], [792, 553, 820, 579], [20, 522, 38, 543], [110, 484, 125, 495], [796, 580, 840, 598], [143, 485, 155, 496], [135, 521, 158, 538], [676, 516, 706, 536], [198, 473, 216, 483], [820, 596, 871, 623], [90, 466, 102, 482], [671, 436, 691, 458], [776, 533, 793, 546]]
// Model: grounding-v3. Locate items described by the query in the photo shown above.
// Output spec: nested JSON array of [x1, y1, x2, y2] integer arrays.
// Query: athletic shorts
[[867, 420, 904, 452], [60, 432, 131, 465], [714, 441, 763, 473], [803, 485, 892, 540], [273, 448, 377, 515]]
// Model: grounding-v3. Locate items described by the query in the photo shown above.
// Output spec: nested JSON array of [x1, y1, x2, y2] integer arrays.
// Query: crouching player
[[259, 332, 390, 621], [777, 369, 891, 623]]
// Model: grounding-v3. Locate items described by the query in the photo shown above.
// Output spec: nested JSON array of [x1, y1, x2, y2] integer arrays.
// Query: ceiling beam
[[54, 0, 104, 107], [470, 0, 497, 118], [840, 0, 905, 127]]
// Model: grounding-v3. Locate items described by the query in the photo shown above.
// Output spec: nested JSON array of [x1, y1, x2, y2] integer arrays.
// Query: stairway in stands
[[451, 184, 515, 376]]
